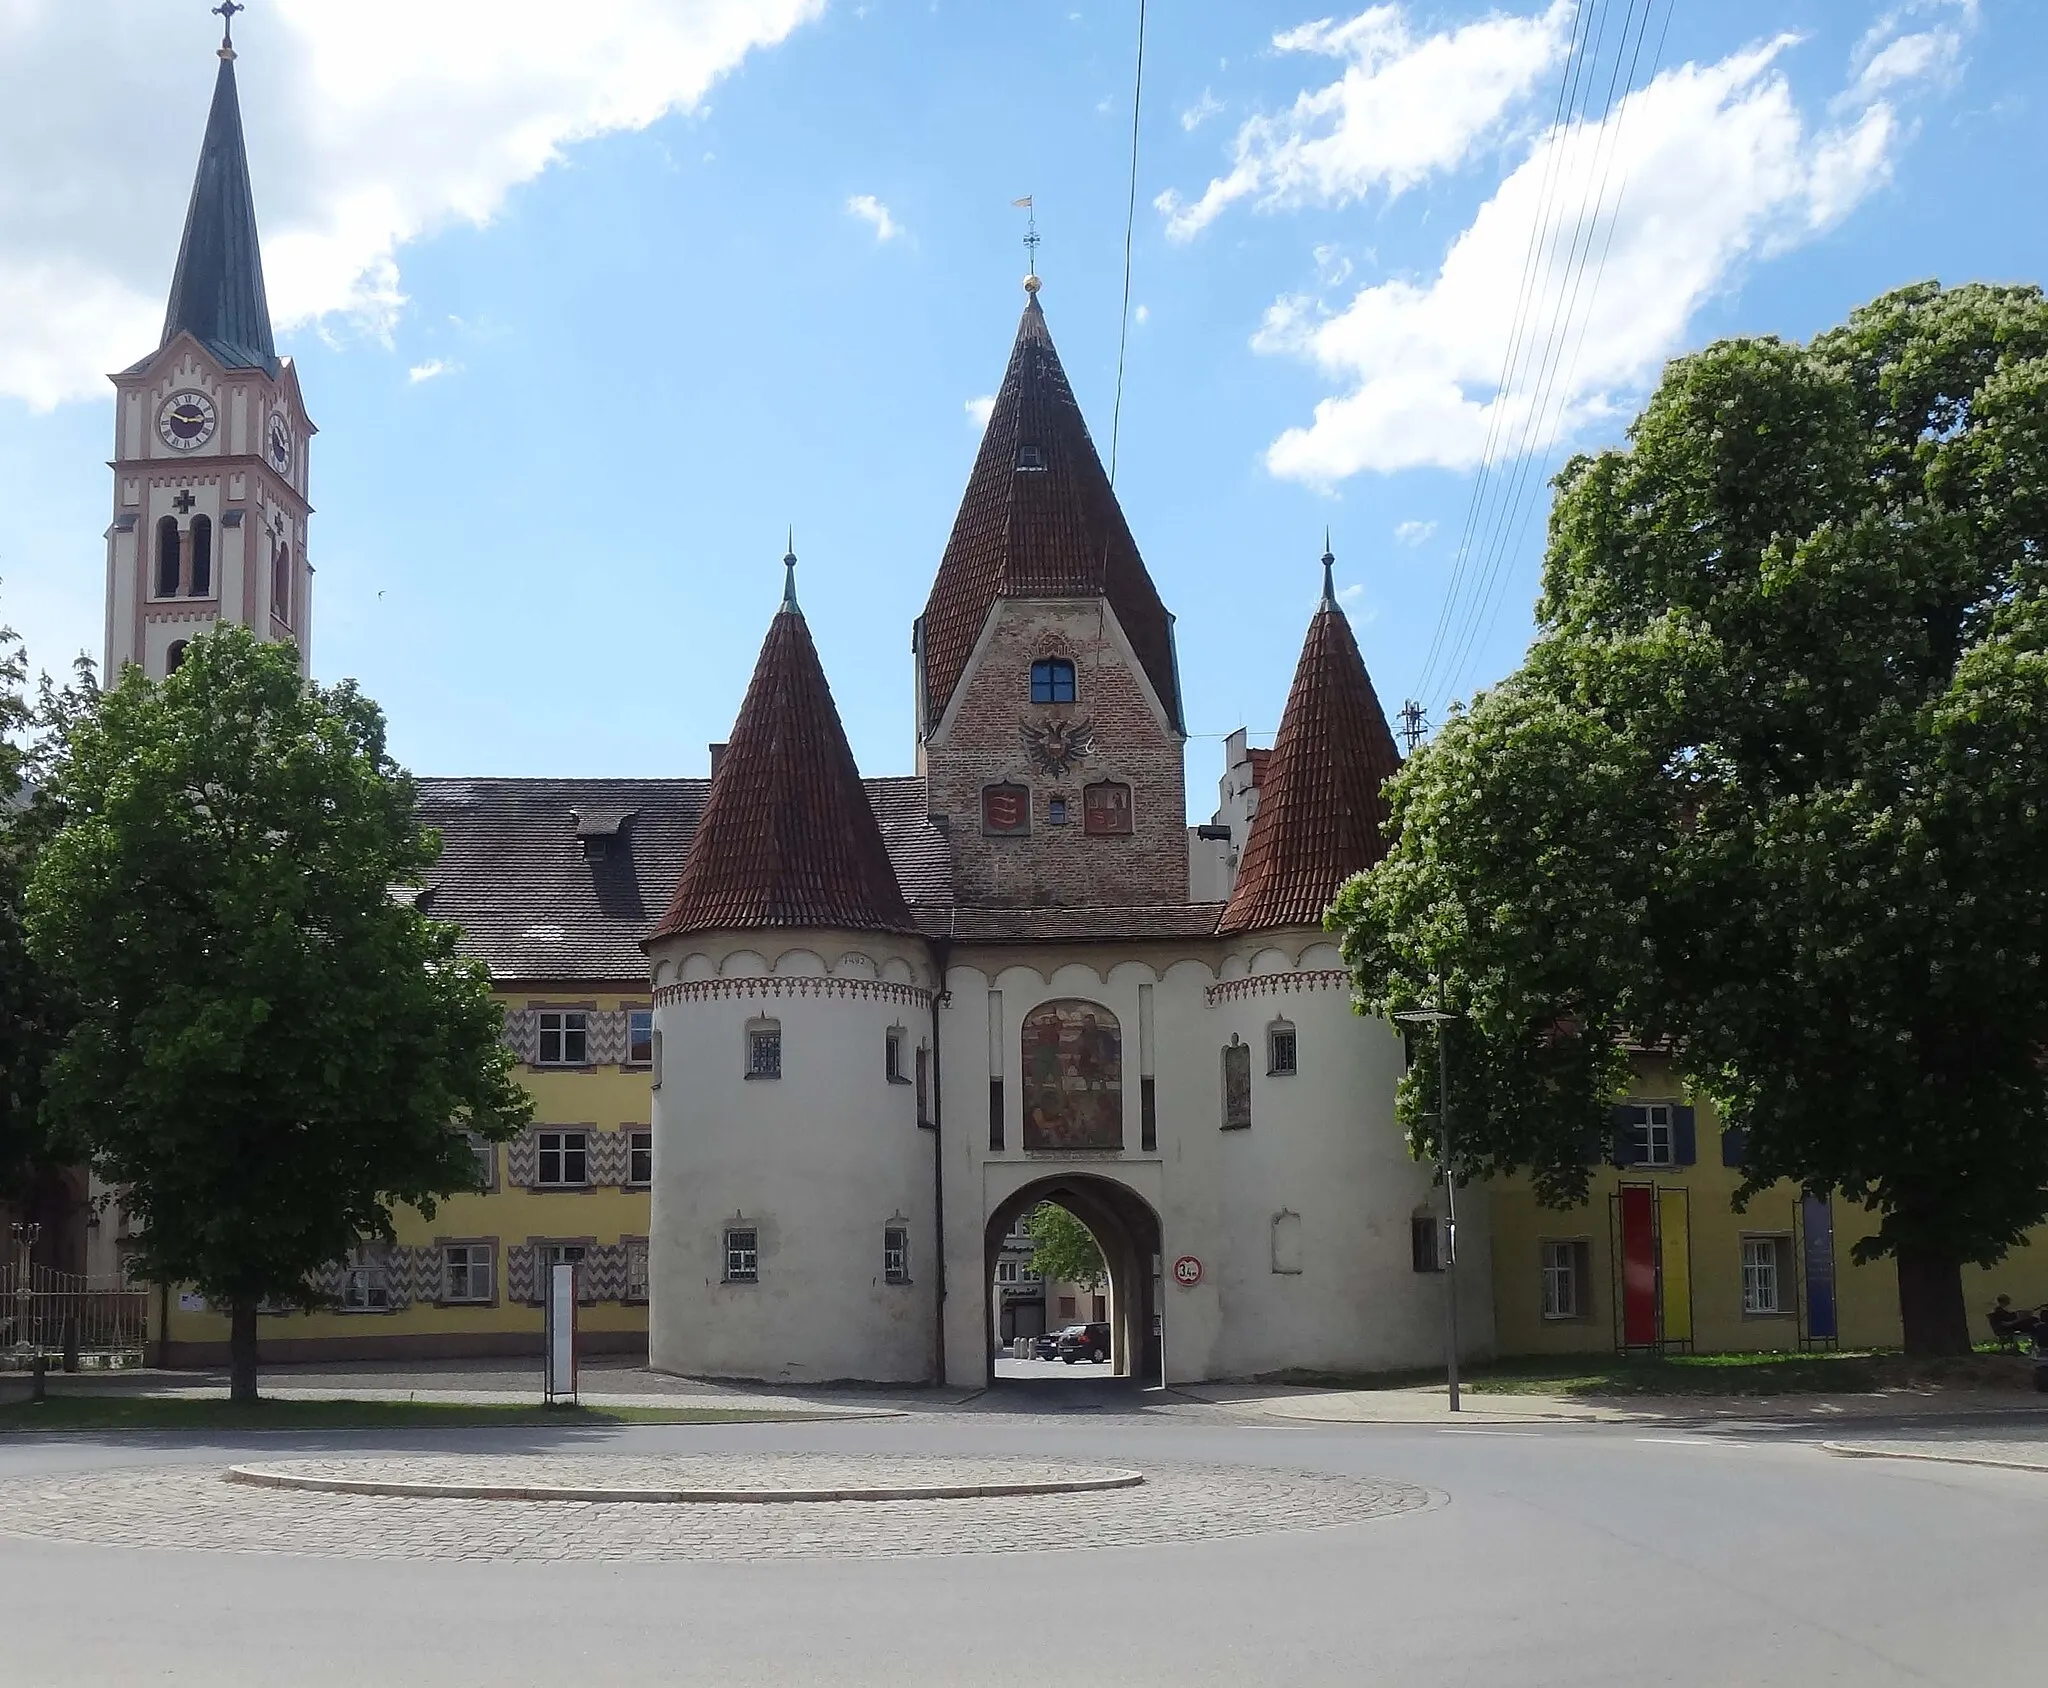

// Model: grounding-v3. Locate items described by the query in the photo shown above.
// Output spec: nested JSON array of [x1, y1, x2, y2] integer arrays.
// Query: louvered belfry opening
[[650, 601, 916, 940], [1218, 595, 1403, 935]]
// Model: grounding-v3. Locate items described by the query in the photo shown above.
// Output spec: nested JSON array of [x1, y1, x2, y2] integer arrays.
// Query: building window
[[467, 1134, 497, 1192], [155, 517, 181, 597], [272, 542, 291, 625], [1015, 442, 1046, 471], [165, 640, 189, 674], [1627, 1103, 1674, 1167], [624, 1238, 650, 1303], [724, 1227, 759, 1284], [915, 1045, 930, 1126], [886, 1026, 908, 1083], [1030, 657, 1076, 703], [1057, 1295, 1076, 1320], [536, 1010, 588, 1067], [537, 1242, 587, 1298], [747, 1022, 782, 1080], [996, 1259, 1020, 1285], [1541, 1240, 1591, 1320], [1221, 1038, 1252, 1129], [339, 1248, 391, 1312], [1083, 781, 1133, 835], [884, 1225, 910, 1284], [1048, 796, 1069, 826], [536, 1130, 589, 1188], [1268, 1023, 1298, 1076], [982, 782, 1030, 836], [442, 1243, 493, 1304], [1742, 1235, 1792, 1315], [188, 515, 212, 596], [1092, 1294, 1108, 1321], [1411, 1214, 1444, 1273], [626, 1008, 655, 1067], [628, 1129, 653, 1188]]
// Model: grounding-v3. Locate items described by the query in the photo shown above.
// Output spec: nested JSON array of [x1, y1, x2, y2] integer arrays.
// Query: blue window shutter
[[1673, 1105, 1697, 1166], [1609, 1105, 1637, 1168], [1720, 1126, 1747, 1168]]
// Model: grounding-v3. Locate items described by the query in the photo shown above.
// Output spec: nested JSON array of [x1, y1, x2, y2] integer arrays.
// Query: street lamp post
[[1395, 1007, 1460, 1413]]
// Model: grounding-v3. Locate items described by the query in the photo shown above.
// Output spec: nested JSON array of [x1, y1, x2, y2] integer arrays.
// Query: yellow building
[[156, 781, 697, 1364], [1489, 1050, 2048, 1356]]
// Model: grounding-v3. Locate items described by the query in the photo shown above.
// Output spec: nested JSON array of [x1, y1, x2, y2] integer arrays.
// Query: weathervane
[[781, 527, 799, 611], [1013, 195, 1041, 293], [1321, 529, 1337, 606], [213, 1, 244, 51]]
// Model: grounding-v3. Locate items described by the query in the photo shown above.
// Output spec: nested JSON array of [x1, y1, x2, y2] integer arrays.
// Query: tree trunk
[[1896, 1249, 1971, 1356], [228, 1296, 260, 1404]]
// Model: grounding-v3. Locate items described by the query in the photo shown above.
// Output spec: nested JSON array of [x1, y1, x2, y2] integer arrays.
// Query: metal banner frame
[[543, 1261, 578, 1404]]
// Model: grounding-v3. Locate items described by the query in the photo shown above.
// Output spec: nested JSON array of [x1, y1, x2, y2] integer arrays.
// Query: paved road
[[0, 1400, 2040, 1686]]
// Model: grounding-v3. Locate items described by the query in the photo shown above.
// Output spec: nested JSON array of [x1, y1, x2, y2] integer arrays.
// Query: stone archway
[[982, 1174, 1163, 1387]]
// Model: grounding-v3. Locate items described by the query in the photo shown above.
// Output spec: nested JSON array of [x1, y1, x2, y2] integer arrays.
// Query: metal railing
[[0, 1265, 149, 1370]]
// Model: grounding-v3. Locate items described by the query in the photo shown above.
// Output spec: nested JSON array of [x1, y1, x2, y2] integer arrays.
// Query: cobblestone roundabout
[[0, 1454, 1436, 1561]]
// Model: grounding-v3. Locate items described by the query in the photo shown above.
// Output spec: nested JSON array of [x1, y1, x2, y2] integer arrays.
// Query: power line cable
[[1439, 0, 1672, 703], [1412, 0, 1599, 704], [1109, 0, 1148, 487]]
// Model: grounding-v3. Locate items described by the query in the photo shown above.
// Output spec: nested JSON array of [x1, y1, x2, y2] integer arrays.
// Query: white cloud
[[0, 0, 824, 409], [1394, 519, 1436, 546], [1134, 303, 1150, 324], [1157, 2, 1571, 242], [407, 359, 458, 384], [845, 193, 902, 242], [1850, 1, 1976, 101], [965, 394, 996, 429], [1181, 88, 1225, 132], [1252, 24, 1969, 485]]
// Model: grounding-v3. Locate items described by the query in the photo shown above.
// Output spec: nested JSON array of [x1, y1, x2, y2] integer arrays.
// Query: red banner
[[1620, 1184, 1658, 1346]]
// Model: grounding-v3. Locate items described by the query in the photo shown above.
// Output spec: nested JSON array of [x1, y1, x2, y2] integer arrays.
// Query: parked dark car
[[1029, 1331, 1062, 1360], [1054, 1321, 1111, 1364]]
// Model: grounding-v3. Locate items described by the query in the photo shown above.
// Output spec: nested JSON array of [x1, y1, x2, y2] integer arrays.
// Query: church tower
[[103, 11, 314, 682]]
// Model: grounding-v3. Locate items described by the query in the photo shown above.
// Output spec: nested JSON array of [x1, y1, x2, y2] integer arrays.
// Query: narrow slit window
[[156, 517, 181, 598], [884, 1225, 910, 1284], [187, 515, 212, 596]]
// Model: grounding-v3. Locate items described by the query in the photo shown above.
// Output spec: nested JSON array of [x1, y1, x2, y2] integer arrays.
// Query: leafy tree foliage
[[1332, 283, 2048, 1355], [1025, 1201, 1106, 1292], [27, 627, 530, 1398]]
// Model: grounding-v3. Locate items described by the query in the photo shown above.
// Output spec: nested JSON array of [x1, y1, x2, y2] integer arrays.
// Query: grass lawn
[[0, 1395, 843, 1432], [1265, 1347, 2035, 1397]]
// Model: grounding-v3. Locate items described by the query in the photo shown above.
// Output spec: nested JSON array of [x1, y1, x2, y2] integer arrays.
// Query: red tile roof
[[649, 600, 918, 941], [1217, 591, 1401, 935], [918, 293, 1182, 733]]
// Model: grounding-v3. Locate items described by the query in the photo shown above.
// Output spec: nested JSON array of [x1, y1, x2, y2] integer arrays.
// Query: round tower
[[645, 552, 937, 1383], [1208, 546, 1492, 1376]]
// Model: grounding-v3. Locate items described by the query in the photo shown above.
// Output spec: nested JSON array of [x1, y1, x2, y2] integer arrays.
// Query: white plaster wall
[[648, 932, 937, 1384], [1200, 939, 1494, 1378]]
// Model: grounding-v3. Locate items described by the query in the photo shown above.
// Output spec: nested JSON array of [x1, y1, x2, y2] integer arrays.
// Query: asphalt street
[[0, 1395, 2039, 1687]]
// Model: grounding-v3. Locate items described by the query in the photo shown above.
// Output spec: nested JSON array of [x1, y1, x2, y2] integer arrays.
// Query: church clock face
[[158, 390, 217, 451], [267, 413, 292, 471]]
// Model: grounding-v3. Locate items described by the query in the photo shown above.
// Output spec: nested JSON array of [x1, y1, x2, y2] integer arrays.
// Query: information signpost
[[544, 1261, 578, 1406]]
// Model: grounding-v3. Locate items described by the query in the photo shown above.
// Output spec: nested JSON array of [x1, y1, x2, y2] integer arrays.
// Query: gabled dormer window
[[1015, 442, 1046, 471], [1030, 658, 1076, 704]]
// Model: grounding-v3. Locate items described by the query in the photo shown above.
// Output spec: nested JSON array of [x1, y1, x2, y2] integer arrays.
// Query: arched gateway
[[983, 1174, 1163, 1387]]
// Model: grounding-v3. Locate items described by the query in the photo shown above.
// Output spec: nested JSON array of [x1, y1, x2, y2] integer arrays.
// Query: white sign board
[[544, 1262, 578, 1403]]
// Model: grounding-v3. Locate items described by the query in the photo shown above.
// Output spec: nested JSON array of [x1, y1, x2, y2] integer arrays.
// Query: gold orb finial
[[1023, 273, 1042, 295]]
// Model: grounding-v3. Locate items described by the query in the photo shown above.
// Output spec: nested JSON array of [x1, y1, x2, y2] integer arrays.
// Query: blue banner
[[1802, 1193, 1837, 1342]]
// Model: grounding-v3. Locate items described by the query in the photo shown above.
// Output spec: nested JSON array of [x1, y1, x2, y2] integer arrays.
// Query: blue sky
[[1, 0, 2038, 814]]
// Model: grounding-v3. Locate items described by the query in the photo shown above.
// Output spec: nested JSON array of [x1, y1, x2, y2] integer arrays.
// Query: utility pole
[[1397, 699, 1428, 757], [1395, 1006, 1460, 1412]]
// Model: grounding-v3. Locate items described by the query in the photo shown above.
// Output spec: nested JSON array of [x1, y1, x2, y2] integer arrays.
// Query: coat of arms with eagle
[[1020, 716, 1096, 777]]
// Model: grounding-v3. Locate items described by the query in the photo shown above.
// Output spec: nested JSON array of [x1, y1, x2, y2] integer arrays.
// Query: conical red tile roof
[[650, 593, 916, 941], [1218, 581, 1402, 935], [918, 292, 1181, 732]]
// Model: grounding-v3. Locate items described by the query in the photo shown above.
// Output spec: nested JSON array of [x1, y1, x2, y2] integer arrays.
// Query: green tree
[[1331, 282, 2048, 1355], [1025, 1201, 1106, 1291], [26, 626, 530, 1399]]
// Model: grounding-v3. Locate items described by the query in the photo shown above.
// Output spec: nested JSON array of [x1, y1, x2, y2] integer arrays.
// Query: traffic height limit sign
[[1173, 1255, 1203, 1287]]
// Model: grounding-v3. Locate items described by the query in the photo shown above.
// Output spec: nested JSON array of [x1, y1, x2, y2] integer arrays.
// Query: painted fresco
[[1022, 999, 1123, 1150]]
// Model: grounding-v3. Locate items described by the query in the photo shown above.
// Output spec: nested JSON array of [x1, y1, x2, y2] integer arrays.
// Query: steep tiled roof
[[1218, 587, 1402, 935], [148, 50, 278, 377], [918, 293, 1182, 732], [650, 599, 920, 941], [413, 776, 945, 981]]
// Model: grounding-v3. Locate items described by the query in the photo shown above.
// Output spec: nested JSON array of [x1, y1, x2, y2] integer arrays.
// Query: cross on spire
[[1013, 195, 1041, 294], [213, 1, 244, 54]]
